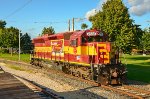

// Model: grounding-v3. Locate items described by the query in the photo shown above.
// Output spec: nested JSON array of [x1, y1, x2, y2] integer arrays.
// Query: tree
[[132, 24, 143, 49], [42, 26, 55, 35], [21, 33, 32, 53], [140, 28, 150, 51], [0, 26, 19, 48], [7, 27, 19, 48], [81, 23, 88, 30], [0, 20, 6, 29], [90, 0, 140, 53]]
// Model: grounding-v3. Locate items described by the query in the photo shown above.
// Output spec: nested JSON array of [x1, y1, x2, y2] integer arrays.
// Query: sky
[[0, 0, 150, 38]]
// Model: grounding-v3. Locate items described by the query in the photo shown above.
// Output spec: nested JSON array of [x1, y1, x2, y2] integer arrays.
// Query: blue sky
[[0, 0, 150, 38]]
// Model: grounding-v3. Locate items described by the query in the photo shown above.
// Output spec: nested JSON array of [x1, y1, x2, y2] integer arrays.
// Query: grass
[[7, 64, 26, 71], [0, 53, 30, 63], [5, 64, 34, 73], [121, 54, 150, 83]]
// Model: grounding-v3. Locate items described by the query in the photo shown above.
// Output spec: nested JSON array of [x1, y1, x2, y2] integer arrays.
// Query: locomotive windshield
[[88, 36, 102, 42], [82, 36, 103, 43], [82, 31, 107, 43]]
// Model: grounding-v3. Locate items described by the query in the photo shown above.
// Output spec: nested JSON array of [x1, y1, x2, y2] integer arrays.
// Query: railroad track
[[71, 75, 150, 98], [37, 66, 150, 99], [101, 85, 150, 99], [0, 66, 63, 99], [13, 74, 64, 99], [73, 75, 150, 99], [0, 68, 41, 99], [42, 68, 150, 99], [1, 60, 150, 99]]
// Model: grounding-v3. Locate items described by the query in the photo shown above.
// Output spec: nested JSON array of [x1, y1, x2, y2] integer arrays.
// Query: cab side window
[[71, 39, 78, 47], [82, 37, 87, 43]]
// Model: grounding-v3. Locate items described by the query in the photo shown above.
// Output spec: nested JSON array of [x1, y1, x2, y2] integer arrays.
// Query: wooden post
[[11, 47, 13, 56], [68, 19, 70, 31], [72, 18, 74, 31], [19, 30, 21, 61]]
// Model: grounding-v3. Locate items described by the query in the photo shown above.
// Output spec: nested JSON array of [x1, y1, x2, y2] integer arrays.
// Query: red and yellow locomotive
[[31, 29, 127, 85]]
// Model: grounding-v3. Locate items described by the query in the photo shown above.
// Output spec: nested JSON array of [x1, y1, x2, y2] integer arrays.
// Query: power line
[[5, 20, 68, 24], [34, 21, 67, 24], [74, 18, 86, 22], [4, 0, 32, 19]]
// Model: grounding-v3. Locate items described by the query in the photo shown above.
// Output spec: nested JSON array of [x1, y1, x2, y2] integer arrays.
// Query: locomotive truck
[[31, 29, 127, 85]]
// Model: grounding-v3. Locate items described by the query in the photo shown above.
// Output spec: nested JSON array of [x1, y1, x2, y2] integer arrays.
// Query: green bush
[[0, 49, 9, 53]]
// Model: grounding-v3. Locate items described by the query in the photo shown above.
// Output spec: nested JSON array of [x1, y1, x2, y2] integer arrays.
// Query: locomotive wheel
[[88, 74, 93, 80], [76, 71, 81, 77], [71, 71, 75, 76], [81, 74, 85, 79], [98, 75, 109, 86], [68, 70, 71, 74], [62, 66, 67, 74]]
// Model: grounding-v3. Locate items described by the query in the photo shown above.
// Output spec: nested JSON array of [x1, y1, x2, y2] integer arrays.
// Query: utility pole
[[19, 30, 21, 61], [72, 18, 74, 31], [72, 18, 86, 31], [68, 19, 70, 31]]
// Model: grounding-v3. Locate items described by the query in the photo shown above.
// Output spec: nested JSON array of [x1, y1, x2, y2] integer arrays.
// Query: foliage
[[81, 23, 88, 30], [0, 20, 6, 29], [42, 26, 55, 35], [140, 28, 150, 51], [0, 49, 9, 53], [0, 27, 19, 48], [90, 0, 143, 53], [0, 20, 32, 53], [21, 33, 33, 53], [132, 24, 143, 49]]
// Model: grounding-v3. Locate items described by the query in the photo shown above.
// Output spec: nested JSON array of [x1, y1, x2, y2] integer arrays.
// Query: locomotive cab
[[69, 30, 127, 85]]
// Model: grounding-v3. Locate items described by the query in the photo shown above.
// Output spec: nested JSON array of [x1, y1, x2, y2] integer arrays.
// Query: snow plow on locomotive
[[31, 29, 127, 85]]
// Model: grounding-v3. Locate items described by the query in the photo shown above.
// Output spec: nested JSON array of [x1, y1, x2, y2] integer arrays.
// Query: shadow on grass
[[140, 61, 150, 66], [126, 63, 150, 84], [126, 55, 150, 61], [127, 62, 150, 68]]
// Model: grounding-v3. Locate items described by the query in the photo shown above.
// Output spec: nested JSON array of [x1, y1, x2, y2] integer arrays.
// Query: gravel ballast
[[0, 62, 150, 99]]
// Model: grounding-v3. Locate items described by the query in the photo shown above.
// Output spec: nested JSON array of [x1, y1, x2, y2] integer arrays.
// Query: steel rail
[[123, 85, 150, 95], [13, 74, 63, 99], [101, 85, 146, 99]]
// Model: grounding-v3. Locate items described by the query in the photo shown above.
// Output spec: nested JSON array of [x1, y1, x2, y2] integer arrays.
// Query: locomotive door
[[70, 38, 78, 62]]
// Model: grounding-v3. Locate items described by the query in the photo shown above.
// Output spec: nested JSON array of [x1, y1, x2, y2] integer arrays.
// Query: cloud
[[85, 0, 108, 19], [85, 9, 97, 19], [86, 0, 150, 19], [128, 0, 150, 16], [128, 0, 143, 6]]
